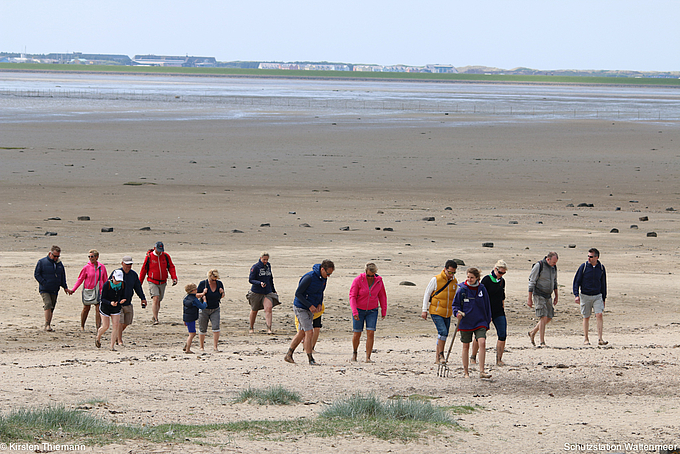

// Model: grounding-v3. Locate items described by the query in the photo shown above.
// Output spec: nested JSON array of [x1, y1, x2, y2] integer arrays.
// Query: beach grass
[[0, 394, 469, 445], [234, 385, 302, 405]]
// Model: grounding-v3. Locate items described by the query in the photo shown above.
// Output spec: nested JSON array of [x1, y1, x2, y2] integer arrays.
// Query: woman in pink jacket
[[349, 262, 387, 363], [70, 249, 108, 331]]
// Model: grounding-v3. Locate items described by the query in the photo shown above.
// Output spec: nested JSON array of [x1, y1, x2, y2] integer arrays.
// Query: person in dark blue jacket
[[573, 248, 608, 346], [284, 260, 334, 365], [183, 283, 207, 354], [34, 245, 72, 331], [247, 252, 280, 334]]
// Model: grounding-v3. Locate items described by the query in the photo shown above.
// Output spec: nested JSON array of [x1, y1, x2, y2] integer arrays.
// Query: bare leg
[[118, 323, 128, 345], [352, 331, 361, 361], [94, 304, 101, 330], [583, 316, 591, 343], [478, 338, 487, 374], [44, 309, 53, 331], [263, 298, 273, 333], [538, 316, 551, 345], [151, 295, 161, 323], [81, 305, 90, 331], [303, 329, 314, 354], [96, 316, 110, 347], [470, 339, 478, 363], [436, 338, 446, 363], [290, 329, 305, 350], [249, 310, 258, 333], [365, 330, 375, 362], [213, 331, 220, 351], [311, 327, 321, 350], [198, 333, 206, 351], [596, 313, 605, 343], [462, 342, 470, 377], [496, 340, 506, 365], [110, 314, 120, 350], [185, 332, 196, 353]]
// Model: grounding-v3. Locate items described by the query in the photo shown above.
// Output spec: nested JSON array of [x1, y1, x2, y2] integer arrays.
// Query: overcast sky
[[1, 0, 677, 71]]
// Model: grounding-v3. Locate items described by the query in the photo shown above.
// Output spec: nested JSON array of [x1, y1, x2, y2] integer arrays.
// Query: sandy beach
[[1, 76, 680, 453]]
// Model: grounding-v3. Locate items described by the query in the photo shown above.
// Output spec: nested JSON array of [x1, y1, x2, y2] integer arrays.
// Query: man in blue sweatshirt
[[34, 245, 72, 331], [284, 260, 334, 365], [573, 248, 608, 346]]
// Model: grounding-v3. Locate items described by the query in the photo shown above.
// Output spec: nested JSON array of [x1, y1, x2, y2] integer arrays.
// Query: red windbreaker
[[139, 249, 177, 285]]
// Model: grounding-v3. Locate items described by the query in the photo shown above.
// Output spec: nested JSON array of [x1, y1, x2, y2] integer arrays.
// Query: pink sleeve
[[98, 264, 108, 291], [349, 275, 361, 318], [71, 265, 88, 292], [378, 280, 387, 317]]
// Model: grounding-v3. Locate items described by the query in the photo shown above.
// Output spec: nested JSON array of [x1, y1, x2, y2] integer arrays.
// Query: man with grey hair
[[527, 252, 558, 347], [112, 255, 147, 345]]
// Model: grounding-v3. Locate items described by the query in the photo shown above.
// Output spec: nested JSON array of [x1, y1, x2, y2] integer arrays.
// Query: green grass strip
[[1, 63, 679, 86]]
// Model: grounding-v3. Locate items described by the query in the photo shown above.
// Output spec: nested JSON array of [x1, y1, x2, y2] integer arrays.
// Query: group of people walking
[[35, 243, 608, 375], [420, 249, 607, 379]]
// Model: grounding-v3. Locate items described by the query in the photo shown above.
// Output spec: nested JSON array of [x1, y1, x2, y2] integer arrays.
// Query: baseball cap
[[112, 269, 124, 281], [122, 255, 133, 264], [155, 241, 164, 252]]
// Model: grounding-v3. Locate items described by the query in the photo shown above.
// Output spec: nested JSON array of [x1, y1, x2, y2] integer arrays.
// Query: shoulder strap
[[430, 279, 452, 301]]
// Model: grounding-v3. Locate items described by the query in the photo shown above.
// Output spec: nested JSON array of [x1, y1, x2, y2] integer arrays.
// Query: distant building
[[132, 55, 216, 67], [46, 53, 132, 65], [425, 64, 457, 74]]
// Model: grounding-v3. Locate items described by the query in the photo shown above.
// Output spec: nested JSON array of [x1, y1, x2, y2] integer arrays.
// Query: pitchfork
[[437, 315, 462, 377]]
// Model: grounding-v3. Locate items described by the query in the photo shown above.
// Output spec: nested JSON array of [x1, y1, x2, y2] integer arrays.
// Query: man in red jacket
[[139, 241, 178, 325]]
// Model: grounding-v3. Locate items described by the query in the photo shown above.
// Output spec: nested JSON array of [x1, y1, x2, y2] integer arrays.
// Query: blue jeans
[[353, 308, 378, 332], [431, 314, 451, 341], [492, 315, 507, 341]]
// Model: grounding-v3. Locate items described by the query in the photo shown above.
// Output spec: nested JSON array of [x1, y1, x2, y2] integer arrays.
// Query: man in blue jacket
[[573, 248, 608, 346], [284, 260, 334, 365], [34, 245, 72, 331]]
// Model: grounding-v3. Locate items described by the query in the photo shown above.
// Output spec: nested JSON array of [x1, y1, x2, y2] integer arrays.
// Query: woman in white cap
[[96, 269, 126, 351]]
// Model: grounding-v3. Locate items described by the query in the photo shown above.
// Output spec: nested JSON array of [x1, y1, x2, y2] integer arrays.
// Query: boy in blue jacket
[[183, 283, 206, 354]]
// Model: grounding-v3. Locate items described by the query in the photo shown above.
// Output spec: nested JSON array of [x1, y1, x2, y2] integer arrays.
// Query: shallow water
[[0, 72, 679, 123]]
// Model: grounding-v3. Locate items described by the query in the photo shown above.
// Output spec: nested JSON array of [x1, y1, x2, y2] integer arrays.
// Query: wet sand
[[1, 101, 680, 453]]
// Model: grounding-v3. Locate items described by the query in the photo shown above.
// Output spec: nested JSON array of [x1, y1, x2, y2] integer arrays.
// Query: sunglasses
[[496, 269, 506, 275]]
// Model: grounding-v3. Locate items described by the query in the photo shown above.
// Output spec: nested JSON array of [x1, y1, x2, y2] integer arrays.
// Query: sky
[[1, 0, 677, 71]]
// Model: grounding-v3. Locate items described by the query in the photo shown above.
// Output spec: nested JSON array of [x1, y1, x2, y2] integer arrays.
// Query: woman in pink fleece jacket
[[349, 262, 387, 363], [70, 249, 108, 331]]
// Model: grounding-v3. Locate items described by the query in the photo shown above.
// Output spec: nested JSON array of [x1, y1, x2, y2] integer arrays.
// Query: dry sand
[[1, 93, 680, 453]]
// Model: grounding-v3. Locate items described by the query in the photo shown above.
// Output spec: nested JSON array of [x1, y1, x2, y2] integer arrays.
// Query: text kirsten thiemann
[[1, 442, 86, 451]]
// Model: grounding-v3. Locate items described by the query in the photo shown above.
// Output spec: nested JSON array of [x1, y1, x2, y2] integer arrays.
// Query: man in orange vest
[[421, 260, 458, 364]]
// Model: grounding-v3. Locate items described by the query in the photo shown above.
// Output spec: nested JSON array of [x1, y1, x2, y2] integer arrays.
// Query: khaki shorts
[[41, 292, 58, 311], [580, 293, 604, 318], [460, 327, 487, 344], [148, 282, 167, 302], [247, 292, 281, 311], [533, 294, 555, 319], [121, 305, 134, 325]]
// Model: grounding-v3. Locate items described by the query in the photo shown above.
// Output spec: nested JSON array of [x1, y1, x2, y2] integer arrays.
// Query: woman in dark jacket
[[474, 260, 508, 366], [96, 269, 126, 351], [247, 252, 280, 334], [197, 269, 225, 351]]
